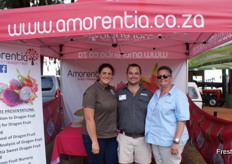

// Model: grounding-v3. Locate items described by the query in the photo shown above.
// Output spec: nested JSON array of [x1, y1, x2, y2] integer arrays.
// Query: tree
[[0, 0, 30, 9], [0, 0, 64, 9], [31, 0, 64, 6]]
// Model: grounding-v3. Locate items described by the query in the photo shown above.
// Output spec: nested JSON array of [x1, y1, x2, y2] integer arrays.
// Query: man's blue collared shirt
[[145, 84, 190, 146]]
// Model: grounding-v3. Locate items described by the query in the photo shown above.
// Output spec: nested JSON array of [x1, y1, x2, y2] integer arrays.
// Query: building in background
[[43, 57, 60, 75]]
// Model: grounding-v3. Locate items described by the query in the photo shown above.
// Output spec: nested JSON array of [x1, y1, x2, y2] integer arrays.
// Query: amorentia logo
[[0, 48, 39, 65], [25, 48, 39, 65]]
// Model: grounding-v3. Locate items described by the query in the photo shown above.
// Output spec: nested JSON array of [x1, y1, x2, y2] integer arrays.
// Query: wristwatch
[[173, 138, 180, 144]]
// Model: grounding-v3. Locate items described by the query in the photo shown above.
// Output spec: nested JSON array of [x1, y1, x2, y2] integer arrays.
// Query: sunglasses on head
[[157, 74, 171, 79]]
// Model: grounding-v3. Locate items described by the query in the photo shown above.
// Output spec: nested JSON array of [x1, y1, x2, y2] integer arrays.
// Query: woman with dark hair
[[82, 63, 118, 164]]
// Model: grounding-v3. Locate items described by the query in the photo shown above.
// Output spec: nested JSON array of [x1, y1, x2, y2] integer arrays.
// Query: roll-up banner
[[0, 43, 46, 164]]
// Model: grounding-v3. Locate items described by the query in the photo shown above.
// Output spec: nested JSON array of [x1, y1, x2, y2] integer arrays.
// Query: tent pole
[[40, 56, 44, 75]]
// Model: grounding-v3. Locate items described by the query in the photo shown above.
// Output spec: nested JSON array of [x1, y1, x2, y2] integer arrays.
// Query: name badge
[[119, 94, 126, 101], [141, 93, 148, 96]]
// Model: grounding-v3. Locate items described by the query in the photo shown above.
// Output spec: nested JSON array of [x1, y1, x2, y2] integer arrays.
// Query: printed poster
[[61, 59, 188, 126], [0, 43, 46, 164]]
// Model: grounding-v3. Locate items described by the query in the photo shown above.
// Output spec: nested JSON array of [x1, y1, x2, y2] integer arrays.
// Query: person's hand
[[92, 141, 100, 154], [171, 143, 179, 155]]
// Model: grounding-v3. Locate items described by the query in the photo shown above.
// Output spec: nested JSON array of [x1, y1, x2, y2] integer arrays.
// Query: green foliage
[[0, 0, 64, 9]]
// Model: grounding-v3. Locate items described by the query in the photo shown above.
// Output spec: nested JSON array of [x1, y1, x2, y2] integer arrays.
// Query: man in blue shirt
[[145, 65, 189, 164]]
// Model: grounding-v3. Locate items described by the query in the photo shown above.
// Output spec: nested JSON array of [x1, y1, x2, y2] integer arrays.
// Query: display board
[[61, 59, 188, 126], [0, 43, 46, 164]]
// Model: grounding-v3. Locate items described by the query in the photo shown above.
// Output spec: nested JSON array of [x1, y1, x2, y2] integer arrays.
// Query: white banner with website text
[[0, 43, 46, 164], [61, 59, 188, 126]]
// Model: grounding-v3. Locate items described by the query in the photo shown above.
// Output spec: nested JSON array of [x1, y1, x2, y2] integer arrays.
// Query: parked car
[[41, 75, 60, 103], [188, 82, 203, 109], [202, 89, 224, 107]]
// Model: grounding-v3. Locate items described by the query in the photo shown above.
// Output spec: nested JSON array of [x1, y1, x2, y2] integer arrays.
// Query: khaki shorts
[[151, 143, 186, 164], [117, 133, 152, 164]]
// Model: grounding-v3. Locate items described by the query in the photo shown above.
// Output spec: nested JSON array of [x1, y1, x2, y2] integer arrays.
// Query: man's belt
[[120, 130, 144, 138]]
